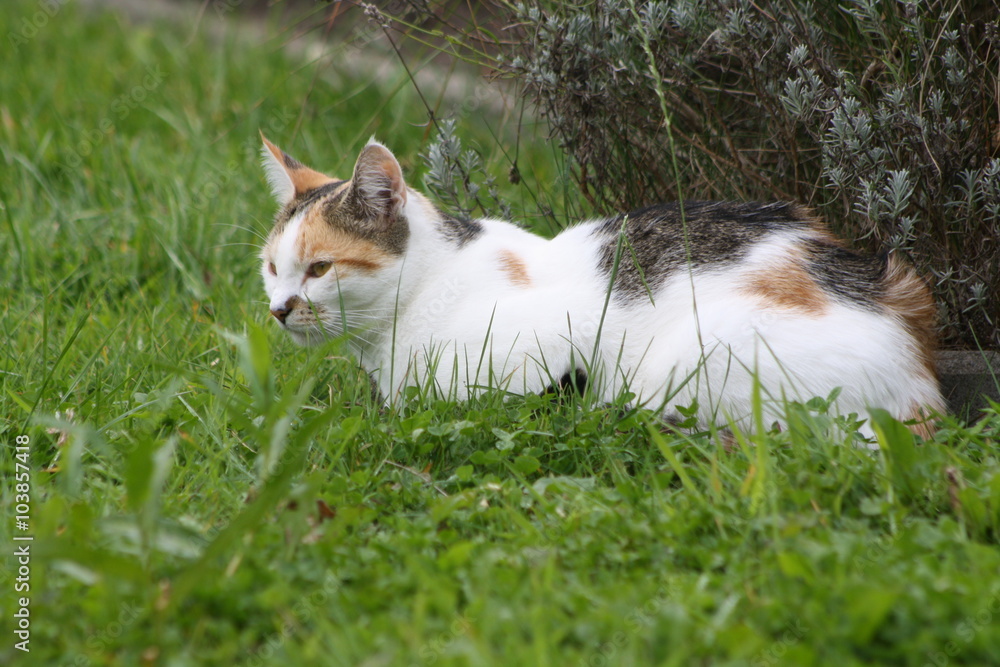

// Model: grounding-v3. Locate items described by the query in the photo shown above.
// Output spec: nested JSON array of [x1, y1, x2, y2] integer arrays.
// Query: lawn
[[2, 1, 1000, 666]]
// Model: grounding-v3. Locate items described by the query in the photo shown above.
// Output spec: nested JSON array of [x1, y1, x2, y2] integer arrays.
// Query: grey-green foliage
[[413, 0, 1000, 349], [422, 118, 512, 222], [776, 3, 999, 347]]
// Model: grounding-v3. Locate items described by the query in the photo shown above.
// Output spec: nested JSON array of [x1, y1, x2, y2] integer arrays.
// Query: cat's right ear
[[259, 134, 333, 205]]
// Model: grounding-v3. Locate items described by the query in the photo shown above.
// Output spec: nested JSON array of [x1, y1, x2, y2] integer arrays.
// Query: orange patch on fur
[[879, 256, 940, 390], [296, 204, 391, 275], [794, 207, 845, 249], [742, 256, 828, 316], [287, 166, 334, 195], [498, 250, 531, 287], [261, 135, 335, 197], [336, 257, 383, 271]]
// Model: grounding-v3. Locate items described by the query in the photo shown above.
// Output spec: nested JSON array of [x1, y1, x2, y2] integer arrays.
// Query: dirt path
[[76, 0, 516, 118]]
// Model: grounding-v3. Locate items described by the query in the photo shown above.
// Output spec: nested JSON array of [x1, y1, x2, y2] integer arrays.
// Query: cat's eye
[[307, 261, 333, 278], [267, 262, 277, 276]]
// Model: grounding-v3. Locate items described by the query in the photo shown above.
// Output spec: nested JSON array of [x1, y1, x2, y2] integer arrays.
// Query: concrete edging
[[937, 350, 1000, 417]]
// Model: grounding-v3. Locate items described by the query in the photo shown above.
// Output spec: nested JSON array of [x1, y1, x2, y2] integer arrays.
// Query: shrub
[[392, 0, 1000, 350]]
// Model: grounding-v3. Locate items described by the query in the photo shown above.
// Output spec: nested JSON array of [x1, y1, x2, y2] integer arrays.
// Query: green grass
[[2, 2, 1000, 665]]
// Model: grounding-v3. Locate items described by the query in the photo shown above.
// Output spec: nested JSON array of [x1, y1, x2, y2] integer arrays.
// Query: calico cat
[[258, 136, 944, 439]]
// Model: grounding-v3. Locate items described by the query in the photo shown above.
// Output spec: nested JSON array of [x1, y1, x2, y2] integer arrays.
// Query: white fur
[[260, 144, 296, 205], [265, 213, 304, 310]]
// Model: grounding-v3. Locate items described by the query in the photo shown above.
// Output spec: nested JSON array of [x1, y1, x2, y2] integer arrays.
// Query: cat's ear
[[259, 134, 333, 205], [348, 138, 407, 222]]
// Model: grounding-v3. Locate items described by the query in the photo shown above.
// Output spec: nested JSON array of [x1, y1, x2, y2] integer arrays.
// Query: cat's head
[[259, 136, 410, 346]]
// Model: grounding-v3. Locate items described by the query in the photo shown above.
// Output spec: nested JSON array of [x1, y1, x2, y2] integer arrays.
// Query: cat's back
[[587, 201, 893, 307], [597, 200, 816, 252]]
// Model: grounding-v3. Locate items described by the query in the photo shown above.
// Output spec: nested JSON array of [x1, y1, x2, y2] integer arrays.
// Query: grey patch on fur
[[594, 201, 812, 301], [560, 368, 588, 394], [267, 177, 411, 257], [539, 368, 588, 397], [282, 151, 305, 170], [269, 180, 349, 237], [438, 216, 484, 248], [803, 239, 886, 311], [367, 373, 384, 405], [326, 184, 410, 256], [290, 180, 348, 217]]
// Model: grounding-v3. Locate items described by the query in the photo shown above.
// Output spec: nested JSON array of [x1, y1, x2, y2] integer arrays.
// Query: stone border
[[938, 350, 1000, 417]]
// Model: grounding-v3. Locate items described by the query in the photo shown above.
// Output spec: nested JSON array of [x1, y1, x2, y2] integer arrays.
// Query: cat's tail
[[880, 254, 946, 437]]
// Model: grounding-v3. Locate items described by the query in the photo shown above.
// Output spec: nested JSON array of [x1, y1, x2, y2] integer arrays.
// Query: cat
[[258, 135, 944, 440]]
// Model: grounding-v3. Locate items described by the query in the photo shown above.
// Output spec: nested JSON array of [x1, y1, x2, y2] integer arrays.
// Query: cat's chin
[[284, 327, 328, 347]]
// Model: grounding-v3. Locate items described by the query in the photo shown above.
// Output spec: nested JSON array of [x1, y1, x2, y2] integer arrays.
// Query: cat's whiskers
[[321, 318, 386, 341], [216, 242, 266, 250], [214, 222, 269, 243], [332, 309, 396, 320], [319, 321, 381, 351]]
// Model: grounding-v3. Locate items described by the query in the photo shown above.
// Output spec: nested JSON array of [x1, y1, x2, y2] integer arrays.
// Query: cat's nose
[[270, 296, 303, 324], [270, 306, 290, 324]]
